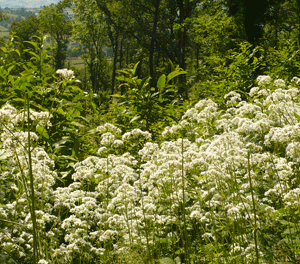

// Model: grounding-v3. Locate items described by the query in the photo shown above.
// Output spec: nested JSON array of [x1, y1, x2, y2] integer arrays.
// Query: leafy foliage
[[1, 38, 300, 264], [112, 62, 187, 138]]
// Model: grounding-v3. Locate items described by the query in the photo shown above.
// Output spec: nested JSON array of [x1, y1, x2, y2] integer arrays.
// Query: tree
[[72, 0, 110, 94], [94, 0, 200, 98], [0, 9, 8, 22], [10, 15, 40, 61], [38, 1, 72, 70], [226, 0, 274, 46]]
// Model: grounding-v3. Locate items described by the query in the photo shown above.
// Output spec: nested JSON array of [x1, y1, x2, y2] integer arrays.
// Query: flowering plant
[[2, 70, 300, 263]]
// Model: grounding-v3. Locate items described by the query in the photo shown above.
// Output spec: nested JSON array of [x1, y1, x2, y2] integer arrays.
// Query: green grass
[[69, 57, 85, 69]]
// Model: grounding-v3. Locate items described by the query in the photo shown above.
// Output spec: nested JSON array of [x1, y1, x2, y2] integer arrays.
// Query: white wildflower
[[257, 75, 271, 86], [224, 91, 242, 105], [274, 79, 286, 88], [56, 68, 75, 80], [249, 86, 260, 97]]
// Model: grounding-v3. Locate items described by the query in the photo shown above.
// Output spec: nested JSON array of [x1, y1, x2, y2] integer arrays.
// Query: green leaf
[[132, 61, 140, 76], [36, 126, 49, 139], [130, 115, 141, 123], [111, 93, 124, 98], [23, 40, 40, 50], [88, 128, 97, 134], [167, 70, 187, 83], [117, 69, 130, 75], [7, 65, 14, 74], [71, 121, 85, 129], [25, 50, 40, 61], [157, 74, 166, 91], [12, 98, 25, 103], [72, 139, 80, 158], [31, 102, 47, 111], [57, 108, 65, 115], [293, 112, 300, 122], [116, 75, 136, 85], [0, 47, 8, 53], [14, 49, 20, 57], [8, 75, 15, 85], [283, 227, 298, 235], [158, 257, 175, 264]]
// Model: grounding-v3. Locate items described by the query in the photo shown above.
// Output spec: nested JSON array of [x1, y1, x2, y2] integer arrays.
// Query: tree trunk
[[111, 35, 119, 95], [149, 0, 161, 88]]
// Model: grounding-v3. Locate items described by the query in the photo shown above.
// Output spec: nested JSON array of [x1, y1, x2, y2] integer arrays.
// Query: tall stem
[[181, 138, 189, 263], [247, 151, 259, 264], [138, 168, 151, 262], [26, 93, 38, 263]]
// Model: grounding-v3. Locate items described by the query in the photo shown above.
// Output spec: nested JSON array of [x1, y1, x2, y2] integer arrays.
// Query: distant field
[[0, 32, 9, 38], [7, 14, 19, 19], [69, 57, 85, 69], [0, 25, 8, 31]]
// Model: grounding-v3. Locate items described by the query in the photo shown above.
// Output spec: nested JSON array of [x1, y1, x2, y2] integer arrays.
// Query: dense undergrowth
[[1, 39, 300, 264]]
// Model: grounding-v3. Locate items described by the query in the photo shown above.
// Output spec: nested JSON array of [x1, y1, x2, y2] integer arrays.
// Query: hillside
[[0, 0, 59, 8]]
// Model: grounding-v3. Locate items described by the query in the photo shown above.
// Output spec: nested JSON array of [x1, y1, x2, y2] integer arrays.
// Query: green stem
[[247, 151, 259, 264], [181, 138, 190, 264], [26, 92, 38, 264], [138, 167, 151, 262]]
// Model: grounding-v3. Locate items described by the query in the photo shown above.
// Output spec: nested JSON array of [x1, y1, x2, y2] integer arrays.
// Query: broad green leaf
[[8, 75, 15, 85], [0, 47, 7, 53], [57, 108, 65, 115], [30, 103, 47, 111], [117, 69, 130, 75], [25, 50, 40, 61], [116, 75, 136, 84], [14, 48, 20, 56], [132, 61, 140, 76], [7, 65, 14, 74], [167, 70, 187, 82], [23, 40, 40, 50], [20, 69, 35, 77], [157, 74, 166, 91], [293, 112, 300, 122], [111, 93, 124, 98], [36, 126, 49, 139], [53, 136, 72, 150]]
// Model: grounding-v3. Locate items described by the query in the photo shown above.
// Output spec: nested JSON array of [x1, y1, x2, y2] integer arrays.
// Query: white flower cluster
[[14, 109, 52, 128], [257, 75, 271, 86], [0, 104, 57, 263], [2, 75, 300, 263], [224, 91, 242, 105], [56, 68, 75, 80], [122, 128, 152, 141], [96, 123, 122, 135]]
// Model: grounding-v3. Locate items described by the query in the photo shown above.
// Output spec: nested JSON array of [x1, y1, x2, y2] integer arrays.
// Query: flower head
[[56, 68, 75, 80], [257, 75, 271, 86]]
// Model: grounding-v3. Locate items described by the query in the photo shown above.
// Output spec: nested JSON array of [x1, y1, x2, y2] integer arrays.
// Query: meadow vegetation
[[1, 35, 300, 264], [2, 0, 300, 263]]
